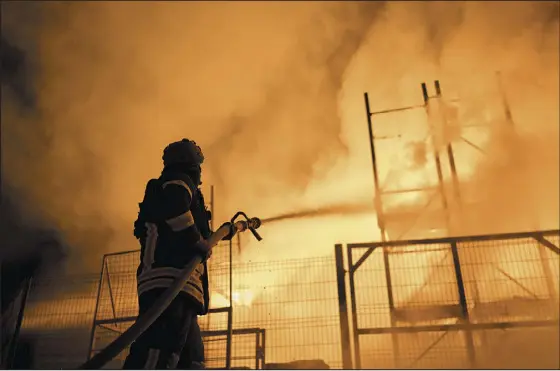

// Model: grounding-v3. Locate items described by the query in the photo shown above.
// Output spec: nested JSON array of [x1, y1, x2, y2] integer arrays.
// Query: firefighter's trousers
[[123, 289, 205, 369]]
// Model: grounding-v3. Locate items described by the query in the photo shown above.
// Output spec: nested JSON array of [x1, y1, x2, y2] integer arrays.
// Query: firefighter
[[123, 139, 235, 370]]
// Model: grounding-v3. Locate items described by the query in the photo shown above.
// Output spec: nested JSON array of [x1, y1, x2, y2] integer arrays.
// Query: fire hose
[[79, 212, 262, 369]]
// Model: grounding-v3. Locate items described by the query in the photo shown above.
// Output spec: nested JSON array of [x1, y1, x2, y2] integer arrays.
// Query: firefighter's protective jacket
[[133, 168, 212, 315]]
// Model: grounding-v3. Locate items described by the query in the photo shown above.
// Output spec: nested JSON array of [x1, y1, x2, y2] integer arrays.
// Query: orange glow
[[4, 1, 559, 369]]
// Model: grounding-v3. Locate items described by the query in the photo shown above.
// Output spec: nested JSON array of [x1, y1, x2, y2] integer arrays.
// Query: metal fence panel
[[457, 236, 559, 323], [90, 250, 342, 369], [19, 274, 100, 369], [345, 230, 560, 369]]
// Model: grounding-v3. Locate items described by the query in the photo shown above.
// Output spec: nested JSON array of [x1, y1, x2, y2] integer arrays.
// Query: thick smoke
[[3, 1, 558, 369], [2, 2, 385, 274], [2, 0, 558, 271]]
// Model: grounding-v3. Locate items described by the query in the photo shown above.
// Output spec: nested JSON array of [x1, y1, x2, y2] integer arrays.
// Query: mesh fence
[[91, 245, 341, 369], [348, 230, 560, 369], [18, 230, 558, 369], [18, 273, 101, 369]]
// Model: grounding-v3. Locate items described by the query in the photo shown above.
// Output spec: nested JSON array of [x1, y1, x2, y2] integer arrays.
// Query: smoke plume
[[1, 1, 385, 273], [2, 1, 558, 369], [2, 0, 558, 273]]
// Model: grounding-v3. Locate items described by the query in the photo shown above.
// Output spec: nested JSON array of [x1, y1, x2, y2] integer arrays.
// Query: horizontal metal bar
[[95, 318, 261, 336], [95, 316, 137, 325], [202, 328, 264, 337], [104, 249, 140, 258], [380, 186, 437, 196], [94, 306, 232, 326], [358, 319, 559, 335], [392, 304, 462, 323], [370, 104, 425, 116], [387, 246, 449, 255], [347, 229, 560, 249], [208, 306, 232, 314]]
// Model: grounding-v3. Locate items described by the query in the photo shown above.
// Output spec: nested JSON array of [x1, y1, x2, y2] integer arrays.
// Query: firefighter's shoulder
[[160, 172, 197, 198]]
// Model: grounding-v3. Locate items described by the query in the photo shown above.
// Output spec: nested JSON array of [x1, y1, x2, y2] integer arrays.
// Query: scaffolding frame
[[363, 80, 457, 368], [333, 75, 560, 368], [358, 76, 536, 367]]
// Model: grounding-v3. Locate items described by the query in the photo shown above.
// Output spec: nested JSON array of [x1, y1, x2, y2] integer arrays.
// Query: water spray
[[79, 204, 371, 368], [260, 203, 375, 224], [79, 212, 263, 370]]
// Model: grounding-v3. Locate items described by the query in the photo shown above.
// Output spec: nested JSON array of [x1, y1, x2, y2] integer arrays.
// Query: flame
[[232, 289, 255, 307], [210, 289, 255, 308]]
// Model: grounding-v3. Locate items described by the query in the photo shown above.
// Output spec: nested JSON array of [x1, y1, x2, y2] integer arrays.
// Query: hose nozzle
[[247, 217, 261, 230], [231, 212, 263, 241]]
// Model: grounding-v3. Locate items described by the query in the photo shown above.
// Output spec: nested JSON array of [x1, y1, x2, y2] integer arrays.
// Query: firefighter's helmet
[[162, 139, 204, 167]]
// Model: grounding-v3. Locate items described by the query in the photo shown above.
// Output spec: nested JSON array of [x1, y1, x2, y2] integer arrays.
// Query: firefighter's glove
[[219, 222, 237, 241], [194, 239, 212, 261]]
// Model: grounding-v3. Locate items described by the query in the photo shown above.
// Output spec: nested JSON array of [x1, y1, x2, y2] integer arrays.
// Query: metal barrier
[[18, 273, 101, 369], [1, 277, 32, 368], [336, 229, 560, 369], [88, 247, 342, 368]]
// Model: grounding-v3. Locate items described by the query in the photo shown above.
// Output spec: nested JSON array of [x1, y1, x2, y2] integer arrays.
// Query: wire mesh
[[91, 250, 341, 369], [359, 330, 470, 369], [18, 273, 100, 369], [90, 320, 264, 369], [351, 242, 461, 329], [225, 257, 341, 368], [348, 230, 560, 369], [458, 236, 559, 323]]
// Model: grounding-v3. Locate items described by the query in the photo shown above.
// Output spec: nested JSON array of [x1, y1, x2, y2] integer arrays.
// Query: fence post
[[335, 244, 353, 369], [6, 277, 33, 369], [450, 241, 476, 367], [86, 255, 107, 360]]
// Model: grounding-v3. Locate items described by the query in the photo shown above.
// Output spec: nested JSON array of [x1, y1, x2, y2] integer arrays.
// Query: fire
[[210, 290, 255, 308], [232, 290, 254, 307]]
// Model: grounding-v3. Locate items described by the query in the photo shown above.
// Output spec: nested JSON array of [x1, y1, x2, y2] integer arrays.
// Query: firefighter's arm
[[160, 179, 210, 256]]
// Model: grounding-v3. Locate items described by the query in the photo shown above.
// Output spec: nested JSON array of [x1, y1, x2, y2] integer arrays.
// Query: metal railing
[[336, 229, 560, 369], [88, 249, 342, 369]]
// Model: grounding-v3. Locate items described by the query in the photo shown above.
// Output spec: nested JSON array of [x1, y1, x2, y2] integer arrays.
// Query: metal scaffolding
[[336, 77, 560, 369]]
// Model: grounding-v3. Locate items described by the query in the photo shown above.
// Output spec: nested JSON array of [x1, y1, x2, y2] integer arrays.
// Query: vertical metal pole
[[225, 238, 233, 369], [86, 255, 107, 360], [434, 80, 462, 210], [6, 277, 33, 369], [496, 71, 515, 127], [255, 331, 261, 370], [422, 82, 451, 234], [210, 185, 215, 231], [364, 92, 400, 367], [364, 92, 386, 239], [261, 329, 266, 368], [346, 246, 362, 369], [254, 331, 259, 370], [450, 242, 476, 367], [335, 244, 353, 369]]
